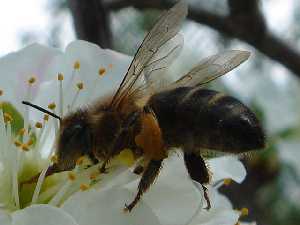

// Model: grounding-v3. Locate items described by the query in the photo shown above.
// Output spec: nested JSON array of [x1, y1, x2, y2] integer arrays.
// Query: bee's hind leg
[[183, 152, 211, 210], [124, 159, 163, 212]]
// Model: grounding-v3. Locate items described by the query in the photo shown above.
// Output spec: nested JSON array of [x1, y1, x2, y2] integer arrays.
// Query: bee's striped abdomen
[[148, 87, 265, 153]]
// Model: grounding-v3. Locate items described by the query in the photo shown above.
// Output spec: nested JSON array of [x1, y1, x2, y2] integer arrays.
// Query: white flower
[[0, 41, 251, 225]]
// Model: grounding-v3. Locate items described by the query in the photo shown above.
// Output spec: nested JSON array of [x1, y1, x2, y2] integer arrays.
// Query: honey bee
[[23, 1, 265, 212]]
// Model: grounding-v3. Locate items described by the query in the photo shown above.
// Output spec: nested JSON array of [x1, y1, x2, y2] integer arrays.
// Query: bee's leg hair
[[133, 165, 144, 175], [184, 152, 211, 210], [124, 159, 163, 212]]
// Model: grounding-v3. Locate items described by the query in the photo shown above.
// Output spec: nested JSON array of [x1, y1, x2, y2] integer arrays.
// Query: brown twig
[[68, 0, 112, 48], [104, 0, 300, 77]]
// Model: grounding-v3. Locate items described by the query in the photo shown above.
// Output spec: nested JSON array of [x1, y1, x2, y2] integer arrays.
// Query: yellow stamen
[[14, 140, 22, 147], [28, 76, 37, 85], [223, 178, 232, 186], [48, 103, 56, 110], [240, 207, 249, 217], [35, 122, 43, 129], [68, 172, 76, 181], [27, 139, 34, 146], [0, 89, 3, 96], [98, 67, 106, 76], [50, 155, 58, 163], [89, 171, 99, 180], [57, 73, 64, 81], [4, 113, 13, 123], [76, 82, 84, 90], [74, 61, 80, 70], [21, 144, 30, 152], [18, 128, 26, 136], [76, 156, 85, 166], [43, 114, 49, 121], [80, 183, 90, 191]]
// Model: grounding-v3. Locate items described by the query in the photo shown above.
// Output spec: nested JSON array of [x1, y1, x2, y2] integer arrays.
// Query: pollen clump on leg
[[115, 149, 135, 167]]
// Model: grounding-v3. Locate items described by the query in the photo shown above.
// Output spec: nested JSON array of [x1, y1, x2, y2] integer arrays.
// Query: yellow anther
[[73, 61, 80, 70], [43, 114, 49, 121], [0, 89, 3, 96], [18, 128, 26, 136], [98, 67, 106, 76], [89, 171, 99, 180], [80, 183, 90, 191], [76, 82, 84, 90], [28, 76, 37, 85], [223, 178, 232, 186], [57, 73, 64, 81], [50, 155, 58, 163], [240, 207, 249, 217], [108, 64, 113, 69], [68, 172, 76, 181], [14, 140, 22, 147], [76, 156, 85, 165], [27, 139, 34, 146], [48, 103, 56, 110], [35, 122, 43, 129], [21, 144, 30, 152], [4, 113, 13, 123]]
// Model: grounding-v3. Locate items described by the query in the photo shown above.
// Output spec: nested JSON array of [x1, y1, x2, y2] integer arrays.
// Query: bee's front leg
[[124, 159, 163, 212]]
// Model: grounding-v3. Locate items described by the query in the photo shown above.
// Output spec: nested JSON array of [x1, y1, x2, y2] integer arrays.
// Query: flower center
[[0, 61, 134, 211]]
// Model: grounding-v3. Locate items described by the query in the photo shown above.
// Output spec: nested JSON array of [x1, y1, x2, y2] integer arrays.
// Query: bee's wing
[[110, 1, 188, 108], [169, 50, 250, 89]]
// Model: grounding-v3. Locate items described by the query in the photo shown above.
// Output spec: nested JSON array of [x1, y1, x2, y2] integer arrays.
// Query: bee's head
[[55, 110, 93, 171], [90, 109, 123, 160]]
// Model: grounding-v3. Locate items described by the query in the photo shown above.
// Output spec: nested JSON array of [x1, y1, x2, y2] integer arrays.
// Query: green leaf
[[0, 101, 24, 134]]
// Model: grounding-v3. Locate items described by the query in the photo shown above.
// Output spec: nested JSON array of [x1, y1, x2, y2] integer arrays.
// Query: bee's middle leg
[[125, 159, 163, 212], [183, 152, 211, 210]]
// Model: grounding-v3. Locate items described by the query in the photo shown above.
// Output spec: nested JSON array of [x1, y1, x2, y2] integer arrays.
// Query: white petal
[[208, 156, 246, 183], [0, 211, 12, 225], [125, 154, 201, 225], [32, 40, 132, 117], [62, 187, 161, 225], [190, 208, 240, 225], [11, 204, 78, 225], [0, 43, 61, 112]]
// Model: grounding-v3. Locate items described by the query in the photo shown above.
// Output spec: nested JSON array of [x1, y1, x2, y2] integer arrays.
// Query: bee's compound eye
[[64, 124, 83, 138]]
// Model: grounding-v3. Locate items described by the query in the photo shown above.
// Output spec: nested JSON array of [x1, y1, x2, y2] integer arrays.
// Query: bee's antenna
[[22, 101, 62, 121]]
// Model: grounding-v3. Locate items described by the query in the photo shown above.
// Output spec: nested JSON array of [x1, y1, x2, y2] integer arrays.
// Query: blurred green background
[[1, 0, 300, 224]]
